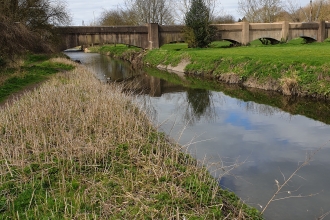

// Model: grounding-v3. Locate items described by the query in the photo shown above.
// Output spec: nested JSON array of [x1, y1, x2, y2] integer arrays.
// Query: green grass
[[155, 40, 330, 67], [24, 54, 50, 65], [142, 39, 330, 97], [88, 44, 142, 61], [160, 43, 188, 50], [209, 41, 234, 48], [0, 54, 74, 103]]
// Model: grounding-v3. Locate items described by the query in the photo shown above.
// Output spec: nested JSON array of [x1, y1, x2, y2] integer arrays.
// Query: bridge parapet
[[158, 25, 185, 45], [58, 25, 149, 50]]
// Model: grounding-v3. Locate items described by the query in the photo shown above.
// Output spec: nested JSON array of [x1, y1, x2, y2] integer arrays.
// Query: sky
[[65, 0, 313, 26]]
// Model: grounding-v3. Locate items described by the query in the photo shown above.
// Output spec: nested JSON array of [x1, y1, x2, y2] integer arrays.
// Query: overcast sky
[[65, 0, 312, 26]]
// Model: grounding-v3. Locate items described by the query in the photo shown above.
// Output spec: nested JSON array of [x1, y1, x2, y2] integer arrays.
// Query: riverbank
[[88, 40, 330, 100], [144, 66, 330, 125], [0, 57, 261, 219], [0, 53, 74, 104]]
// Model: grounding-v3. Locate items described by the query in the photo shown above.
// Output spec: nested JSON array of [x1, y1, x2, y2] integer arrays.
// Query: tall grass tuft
[[0, 58, 261, 219]]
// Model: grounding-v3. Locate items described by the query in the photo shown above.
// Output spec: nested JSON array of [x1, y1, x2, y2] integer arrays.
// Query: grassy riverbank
[[90, 39, 330, 99], [0, 58, 261, 219], [145, 67, 330, 125], [0, 54, 74, 103]]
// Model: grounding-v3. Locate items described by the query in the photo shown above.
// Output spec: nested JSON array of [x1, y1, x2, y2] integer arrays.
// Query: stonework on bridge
[[57, 21, 329, 50]]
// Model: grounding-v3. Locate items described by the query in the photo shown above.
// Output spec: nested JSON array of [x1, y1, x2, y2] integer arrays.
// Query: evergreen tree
[[184, 0, 215, 48]]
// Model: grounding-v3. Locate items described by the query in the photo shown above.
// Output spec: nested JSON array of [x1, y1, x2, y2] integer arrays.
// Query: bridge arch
[[258, 37, 280, 45], [300, 36, 317, 43], [221, 39, 241, 46]]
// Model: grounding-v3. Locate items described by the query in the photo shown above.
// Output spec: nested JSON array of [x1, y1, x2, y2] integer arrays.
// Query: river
[[64, 51, 330, 220]]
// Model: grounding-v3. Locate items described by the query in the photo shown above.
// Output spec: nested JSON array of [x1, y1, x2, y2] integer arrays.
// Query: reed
[[0, 58, 261, 219]]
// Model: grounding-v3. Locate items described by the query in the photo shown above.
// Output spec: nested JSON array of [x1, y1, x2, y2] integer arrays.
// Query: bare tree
[[0, 0, 71, 27], [0, 15, 51, 64], [98, 8, 139, 26], [238, 0, 283, 23], [307, 0, 329, 21], [212, 14, 236, 24], [125, 0, 175, 25], [284, 0, 330, 22], [175, 0, 221, 24], [285, 0, 303, 21], [0, 0, 71, 64]]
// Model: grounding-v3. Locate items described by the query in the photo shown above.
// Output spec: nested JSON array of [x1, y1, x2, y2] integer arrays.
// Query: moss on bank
[[91, 41, 330, 99], [0, 58, 262, 219]]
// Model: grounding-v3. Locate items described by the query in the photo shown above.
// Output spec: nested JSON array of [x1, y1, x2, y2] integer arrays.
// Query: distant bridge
[[57, 21, 329, 50]]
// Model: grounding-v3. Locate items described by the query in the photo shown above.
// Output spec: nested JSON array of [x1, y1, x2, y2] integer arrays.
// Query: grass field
[[149, 38, 330, 67]]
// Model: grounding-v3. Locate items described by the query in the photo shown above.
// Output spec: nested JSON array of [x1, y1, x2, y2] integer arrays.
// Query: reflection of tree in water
[[134, 95, 158, 123], [99, 55, 135, 80], [242, 101, 281, 116], [183, 88, 217, 125]]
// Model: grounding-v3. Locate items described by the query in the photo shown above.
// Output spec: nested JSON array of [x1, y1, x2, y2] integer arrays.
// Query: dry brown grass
[[280, 71, 299, 96], [0, 15, 52, 64], [0, 59, 261, 219]]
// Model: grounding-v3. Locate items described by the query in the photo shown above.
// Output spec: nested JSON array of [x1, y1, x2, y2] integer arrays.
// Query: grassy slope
[[0, 54, 74, 103], [143, 39, 330, 97], [88, 44, 142, 61], [0, 58, 262, 219]]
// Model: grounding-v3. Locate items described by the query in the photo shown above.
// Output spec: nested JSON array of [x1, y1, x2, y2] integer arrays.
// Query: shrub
[[184, 0, 215, 48]]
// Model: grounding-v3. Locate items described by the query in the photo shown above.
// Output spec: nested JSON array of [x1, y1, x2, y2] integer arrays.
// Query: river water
[[65, 51, 330, 220]]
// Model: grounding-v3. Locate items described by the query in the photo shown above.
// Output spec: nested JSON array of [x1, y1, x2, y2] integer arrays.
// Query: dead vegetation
[[0, 15, 52, 66], [0, 59, 262, 219]]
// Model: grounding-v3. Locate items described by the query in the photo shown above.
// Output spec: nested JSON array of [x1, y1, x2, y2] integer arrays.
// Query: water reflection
[[64, 52, 330, 220], [64, 51, 140, 82], [244, 101, 281, 116], [184, 89, 215, 125], [126, 79, 218, 125]]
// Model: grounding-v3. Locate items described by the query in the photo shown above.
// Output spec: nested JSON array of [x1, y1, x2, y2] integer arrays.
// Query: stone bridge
[[57, 21, 329, 50]]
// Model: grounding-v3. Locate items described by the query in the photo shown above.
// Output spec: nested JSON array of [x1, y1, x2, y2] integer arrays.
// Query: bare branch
[[238, 0, 283, 23], [271, 192, 321, 202], [318, 210, 330, 220], [261, 143, 327, 214]]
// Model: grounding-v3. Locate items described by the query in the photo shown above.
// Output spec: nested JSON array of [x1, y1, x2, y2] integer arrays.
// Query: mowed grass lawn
[[158, 39, 330, 66]]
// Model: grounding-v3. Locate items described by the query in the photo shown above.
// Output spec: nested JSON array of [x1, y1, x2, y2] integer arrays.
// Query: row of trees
[[99, 0, 330, 26], [99, 0, 174, 26], [0, 0, 71, 65], [98, 0, 235, 26], [238, 0, 330, 23]]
